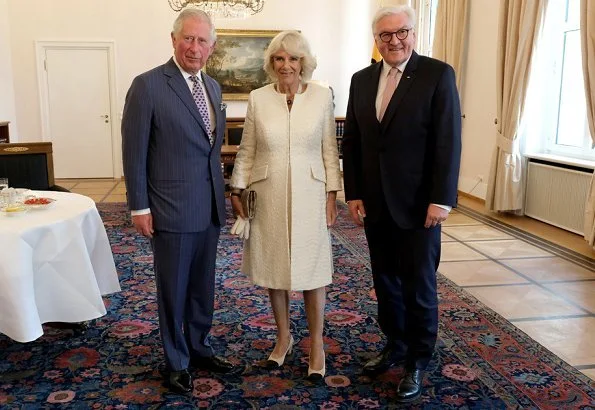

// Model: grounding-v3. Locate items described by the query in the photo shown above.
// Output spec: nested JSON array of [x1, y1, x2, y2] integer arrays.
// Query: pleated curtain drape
[[580, 0, 595, 247], [485, 0, 545, 212], [431, 0, 469, 92]]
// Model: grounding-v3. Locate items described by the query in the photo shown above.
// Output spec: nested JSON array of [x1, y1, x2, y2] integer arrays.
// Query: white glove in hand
[[230, 217, 250, 240], [230, 217, 245, 236], [243, 219, 250, 240]]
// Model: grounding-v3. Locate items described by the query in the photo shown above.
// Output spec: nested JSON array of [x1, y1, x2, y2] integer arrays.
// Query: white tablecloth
[[0, 191, 121, 342]]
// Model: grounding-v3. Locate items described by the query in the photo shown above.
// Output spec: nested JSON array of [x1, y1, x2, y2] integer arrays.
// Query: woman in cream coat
[[230, 31, 341, 380]]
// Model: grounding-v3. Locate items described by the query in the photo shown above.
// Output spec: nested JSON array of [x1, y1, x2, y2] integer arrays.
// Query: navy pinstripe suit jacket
[[122, 58, 226, 232]]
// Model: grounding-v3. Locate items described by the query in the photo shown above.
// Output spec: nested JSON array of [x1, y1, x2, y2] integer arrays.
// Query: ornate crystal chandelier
[[168, 0, 265, 19]]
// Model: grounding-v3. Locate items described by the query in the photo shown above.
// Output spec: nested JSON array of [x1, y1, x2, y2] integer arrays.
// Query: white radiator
[[525, 161, 593, 235]]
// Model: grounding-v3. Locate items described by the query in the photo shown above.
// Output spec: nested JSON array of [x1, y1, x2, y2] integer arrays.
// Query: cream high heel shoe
[[307, 351, 326, 380], [266, 335, 294, 368]]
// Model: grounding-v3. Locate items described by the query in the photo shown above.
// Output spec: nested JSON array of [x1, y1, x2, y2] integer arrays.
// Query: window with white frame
[[523, 0, 594, 160], [414, 0, 438, 56]]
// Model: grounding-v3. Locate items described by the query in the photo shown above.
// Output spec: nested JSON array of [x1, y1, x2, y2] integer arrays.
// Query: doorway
[[36, 41, 119, 179]]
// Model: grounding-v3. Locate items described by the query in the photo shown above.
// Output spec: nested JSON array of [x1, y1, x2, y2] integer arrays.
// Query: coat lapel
[[202, 73, 223, 148], [364, 62, 383, 130], [380, 51, 420, 134], [163, 58, 210, 138]]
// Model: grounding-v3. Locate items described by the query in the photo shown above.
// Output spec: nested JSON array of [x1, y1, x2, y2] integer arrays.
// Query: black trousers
[[364, 200, 441, 371]]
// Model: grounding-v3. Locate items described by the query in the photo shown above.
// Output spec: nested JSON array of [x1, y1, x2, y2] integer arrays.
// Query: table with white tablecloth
[[0, 191, 121, 342]]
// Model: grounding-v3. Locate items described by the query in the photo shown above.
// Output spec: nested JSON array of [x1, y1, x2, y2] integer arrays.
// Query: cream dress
[[230, 82, 342, 290]]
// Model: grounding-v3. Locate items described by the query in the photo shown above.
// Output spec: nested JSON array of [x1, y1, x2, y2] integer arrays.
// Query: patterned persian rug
[[0, 203, 593, 409]]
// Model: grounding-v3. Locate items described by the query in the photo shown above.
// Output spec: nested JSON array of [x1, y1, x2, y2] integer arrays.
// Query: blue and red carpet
[[0, 203, 593, 408]]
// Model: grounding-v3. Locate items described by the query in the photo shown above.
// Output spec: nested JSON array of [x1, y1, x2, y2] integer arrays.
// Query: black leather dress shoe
[[191, 355, 235, 373], [45, 321, 88, 333], [396, 369, 424, 403], [166, 369, 192, 394], [363, 346, 405, 375]]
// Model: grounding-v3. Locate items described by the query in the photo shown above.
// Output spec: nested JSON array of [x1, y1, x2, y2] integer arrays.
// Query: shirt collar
[[382, 58, 410, 77], [173, 55, 203, 82]]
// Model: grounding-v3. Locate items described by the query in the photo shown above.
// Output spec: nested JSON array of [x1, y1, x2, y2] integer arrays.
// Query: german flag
[[371, 43, 382, 64]]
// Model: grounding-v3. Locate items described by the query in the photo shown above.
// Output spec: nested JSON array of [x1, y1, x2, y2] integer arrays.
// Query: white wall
[[457, 0, 500, 199], [6, 0, 375, 140], [217, 0, 376, 118], [0, 0, 18, 141], [4, 0, 499, 200]]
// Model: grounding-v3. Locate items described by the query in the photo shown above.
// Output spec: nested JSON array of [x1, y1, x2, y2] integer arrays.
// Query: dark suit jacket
[[122, 58, 226, 232], [343, 51, 462, 229]]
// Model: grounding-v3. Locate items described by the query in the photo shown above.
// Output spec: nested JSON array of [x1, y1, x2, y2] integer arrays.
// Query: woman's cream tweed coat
[[230, 82, 342, 290]]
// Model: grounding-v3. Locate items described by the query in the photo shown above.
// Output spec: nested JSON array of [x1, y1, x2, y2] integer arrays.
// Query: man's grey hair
[[372, 6, 416, 34], [172, 8, 217, 43]]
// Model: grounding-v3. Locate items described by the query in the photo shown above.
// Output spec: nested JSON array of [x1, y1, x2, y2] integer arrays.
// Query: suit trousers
[[363, 199, 441, 370], [151, 222, 221, 371]]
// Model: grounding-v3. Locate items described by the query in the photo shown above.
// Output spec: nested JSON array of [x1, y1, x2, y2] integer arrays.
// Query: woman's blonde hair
[[263, 31, 317, 83]]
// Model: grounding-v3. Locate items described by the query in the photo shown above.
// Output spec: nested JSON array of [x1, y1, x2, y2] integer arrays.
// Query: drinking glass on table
[[14, 188, 30, 204], [0, 187, 13, 209]]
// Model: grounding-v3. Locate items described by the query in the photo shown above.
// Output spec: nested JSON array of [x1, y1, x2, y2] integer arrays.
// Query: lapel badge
[[220, 102, 227, 111]]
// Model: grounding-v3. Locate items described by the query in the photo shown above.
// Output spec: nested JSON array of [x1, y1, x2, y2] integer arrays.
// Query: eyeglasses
[[378, 28, 413, 43]]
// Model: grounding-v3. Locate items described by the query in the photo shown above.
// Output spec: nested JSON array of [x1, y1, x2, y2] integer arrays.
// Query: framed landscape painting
[[205, 29, 281, 100]]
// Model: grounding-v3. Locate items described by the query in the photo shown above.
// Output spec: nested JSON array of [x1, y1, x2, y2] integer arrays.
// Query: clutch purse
[[240, 189, 257, 220]]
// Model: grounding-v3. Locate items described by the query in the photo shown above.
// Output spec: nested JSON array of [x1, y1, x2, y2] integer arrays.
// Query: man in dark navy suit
[[122, 8, 235, 394], [342, 5, 462, 403]]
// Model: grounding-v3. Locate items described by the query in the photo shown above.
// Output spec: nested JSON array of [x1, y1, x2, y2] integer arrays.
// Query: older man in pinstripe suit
[[121, 8, 235, 394]]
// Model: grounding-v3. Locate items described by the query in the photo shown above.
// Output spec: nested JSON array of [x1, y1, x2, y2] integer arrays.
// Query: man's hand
[[347, 199, 366, 226], [424, 204, 449, 228], [132, 213, 154, 238]]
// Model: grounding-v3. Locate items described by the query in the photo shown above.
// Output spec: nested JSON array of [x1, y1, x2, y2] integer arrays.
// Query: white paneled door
[[44, 47, 114, 178]]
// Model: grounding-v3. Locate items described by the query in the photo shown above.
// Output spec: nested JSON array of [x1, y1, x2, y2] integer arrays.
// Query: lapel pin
[[220, 102, 227, 111]]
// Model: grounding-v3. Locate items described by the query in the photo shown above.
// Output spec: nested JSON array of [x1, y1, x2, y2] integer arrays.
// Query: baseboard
[[458, 190, 485, 204]]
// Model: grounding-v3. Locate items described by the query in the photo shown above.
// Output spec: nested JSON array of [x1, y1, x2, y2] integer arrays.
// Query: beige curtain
[[581, 0, 595, 246], [432, 0, 469, 91], [485, 0, 545, 212]]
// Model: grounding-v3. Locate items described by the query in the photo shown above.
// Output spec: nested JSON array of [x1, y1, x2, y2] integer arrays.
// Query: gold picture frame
[[205, 29, 281, 101]]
